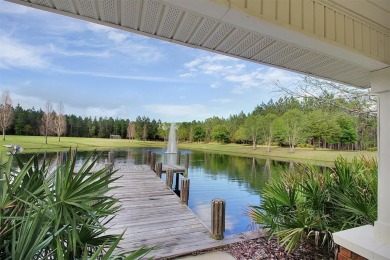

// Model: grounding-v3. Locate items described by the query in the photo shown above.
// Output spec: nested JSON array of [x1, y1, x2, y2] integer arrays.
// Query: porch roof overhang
[[6, 0, 390, 89]]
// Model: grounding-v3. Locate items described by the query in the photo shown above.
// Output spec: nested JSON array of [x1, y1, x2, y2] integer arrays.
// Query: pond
[[16, 148, 291, 235]]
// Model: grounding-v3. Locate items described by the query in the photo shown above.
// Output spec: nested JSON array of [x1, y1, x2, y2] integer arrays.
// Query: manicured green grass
[[1, 135, 376, 164], [178, 142, 376, 165], [0, 135, 163, 159]]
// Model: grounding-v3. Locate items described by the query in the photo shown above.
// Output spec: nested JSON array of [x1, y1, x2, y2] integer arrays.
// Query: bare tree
[[127, 120, 136, 141], [275, 76, 377, 115], [40, 101, 54, 144], [0, 91, 13, 141], [53, 102, 66, 142]]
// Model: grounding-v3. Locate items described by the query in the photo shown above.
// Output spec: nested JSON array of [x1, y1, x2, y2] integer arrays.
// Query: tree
[[260, 114, 277, 153], [193, 125, 205, 143], [40, 101, 54, 144], [0, 90, 13, 141], [243, 115, 262, 150], [53, 102, 66, 142], [336, 114, 358, 149], [212, 125, 230, 143], [279, 109, 303, 153], [142, 124, 147, 141], [304, 110, 340, 150], [127, 120, 136, 141]]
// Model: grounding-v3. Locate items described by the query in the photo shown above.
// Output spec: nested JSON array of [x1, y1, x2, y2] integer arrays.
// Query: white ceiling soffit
[[6, 0, 389, 88]]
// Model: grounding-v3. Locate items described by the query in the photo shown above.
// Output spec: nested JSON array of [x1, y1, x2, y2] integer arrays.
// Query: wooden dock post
[[180, 178, 190, 205], [211, 199, 226, 240], [146, 150, 151, 164], [70, 148, 77, 161], [184, 153, 190, 169], [155, 162, 162, 178], [57, 151, 67, 165], [108, 151, 114, 164], [150, 153, 156, 171], [176, 150, 181, 165], [104, 163, 113, 177], [166, 168, 174, 189]]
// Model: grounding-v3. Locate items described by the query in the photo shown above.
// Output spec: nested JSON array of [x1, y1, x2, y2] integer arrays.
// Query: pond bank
[[1, 135, 376, 165]]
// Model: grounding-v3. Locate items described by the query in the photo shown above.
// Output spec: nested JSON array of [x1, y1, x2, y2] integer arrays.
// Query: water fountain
[[166, 123, 178, 154], [165, 123, 178, 165]]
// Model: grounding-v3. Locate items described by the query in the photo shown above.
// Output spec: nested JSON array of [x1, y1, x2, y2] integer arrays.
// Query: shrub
[[0, 151, 152, 259], [249, 156, 377, 253]]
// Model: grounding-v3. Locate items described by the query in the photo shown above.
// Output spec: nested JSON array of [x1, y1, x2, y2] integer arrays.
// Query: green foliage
[[8, 76, 378, 150], [249, 157, 377, 253], [0, 151, 151, 259], [212, 125, 230, 143], [193, 125, 206, 142]]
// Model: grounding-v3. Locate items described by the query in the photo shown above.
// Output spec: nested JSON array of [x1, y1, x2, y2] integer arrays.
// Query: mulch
[[180, 236, 334, 260]]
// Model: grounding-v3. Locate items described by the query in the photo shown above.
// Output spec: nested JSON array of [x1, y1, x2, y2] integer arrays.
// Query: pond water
[[16, 148, 290, 235]]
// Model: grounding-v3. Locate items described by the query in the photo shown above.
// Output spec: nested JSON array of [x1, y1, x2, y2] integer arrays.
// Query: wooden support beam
[[176, 150, 181, 165], [150, 153, 156, 171], [184, 153, 190, 169], [180, 178, 190, 205], [147, 150, 151, 164], [211, 198, 225, 240], [108, 151, 114, 164], [155, 162, 162, 177], [166, 168, 174, 189]]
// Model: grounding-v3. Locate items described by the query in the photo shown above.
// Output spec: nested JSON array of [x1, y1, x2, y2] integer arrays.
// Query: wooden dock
[[162, 164, 186, 172], [105, 164, 260, 259]]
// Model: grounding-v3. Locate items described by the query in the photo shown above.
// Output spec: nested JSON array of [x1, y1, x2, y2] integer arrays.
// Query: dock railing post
[[166, 168, 174, 189], [176, 150, 181, 165], [57, 151, 67, 165], [146, 150, 151, 164], [108, 151, 114, 165], [150, 153, 156, 171], [156, 162, 162, 177], [184, 153, 190, 177], [70, 148, 77, 162], [211, 198, 225, 240], [104, 163, 113, 177], [180, 178, 190, 205]]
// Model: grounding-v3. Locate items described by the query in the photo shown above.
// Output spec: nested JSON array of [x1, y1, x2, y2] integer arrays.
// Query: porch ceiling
[[7, 0, 390, 88]]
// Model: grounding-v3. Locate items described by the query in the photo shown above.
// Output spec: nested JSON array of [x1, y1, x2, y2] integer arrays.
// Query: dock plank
[[105, 164, 260, 259]]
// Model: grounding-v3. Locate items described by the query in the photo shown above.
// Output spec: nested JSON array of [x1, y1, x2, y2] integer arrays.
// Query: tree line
[[0, 78, 377, 151]]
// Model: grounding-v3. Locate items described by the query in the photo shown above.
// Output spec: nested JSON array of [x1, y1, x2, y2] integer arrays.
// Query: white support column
[[372, 67, 390, 244], [333, 67, 390, 260]]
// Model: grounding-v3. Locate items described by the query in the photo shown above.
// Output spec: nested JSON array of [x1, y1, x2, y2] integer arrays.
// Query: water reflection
[[14, 148, 291, 234]]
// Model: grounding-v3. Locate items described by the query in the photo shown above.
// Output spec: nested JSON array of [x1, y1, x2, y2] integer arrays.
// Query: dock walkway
[[106, 164, 260, 259]]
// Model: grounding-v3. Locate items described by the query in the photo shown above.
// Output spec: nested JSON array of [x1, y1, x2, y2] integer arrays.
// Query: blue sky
[[0, 0, 301, 122]]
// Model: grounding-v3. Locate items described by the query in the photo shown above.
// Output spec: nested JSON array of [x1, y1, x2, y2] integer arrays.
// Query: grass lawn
[[178, 142, 376, 165], [0, 135, 163, 159], [1, 135, 376, 164]]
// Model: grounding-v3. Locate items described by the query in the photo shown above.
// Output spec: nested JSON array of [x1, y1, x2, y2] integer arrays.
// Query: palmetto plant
[[0, 151, 152, 259], [249, 157, 377, 253]]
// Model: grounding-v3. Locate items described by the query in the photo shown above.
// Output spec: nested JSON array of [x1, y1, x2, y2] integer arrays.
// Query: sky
[[0, 0, 302, 122]]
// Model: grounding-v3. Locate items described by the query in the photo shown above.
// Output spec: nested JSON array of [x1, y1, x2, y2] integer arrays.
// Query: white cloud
[[227, 68, 300, 94], [54, 69, 185, 82], [47, 44, 110, 58], [179, 73, 194, 78], [0, 35, 48, 69], [182, 53, 300, 94], [108, 31, 128, 43], [86, 106, 129, 118], [183, 54, 244, 76], [210, 98, 232, 104], [143, 104, 211, 121]]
